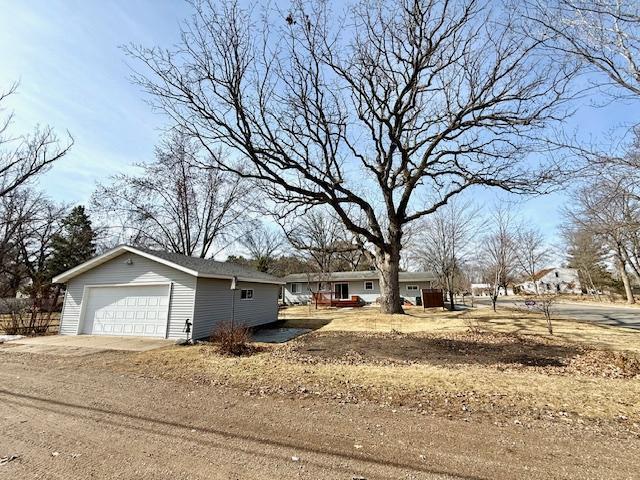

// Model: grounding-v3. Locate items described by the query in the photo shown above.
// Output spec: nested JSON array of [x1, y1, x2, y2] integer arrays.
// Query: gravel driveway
[[0, 349, 638, 479]]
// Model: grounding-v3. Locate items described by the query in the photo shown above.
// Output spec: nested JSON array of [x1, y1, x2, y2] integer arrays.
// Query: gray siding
[[59, 252, 196, 340], [284, 280, 433, 304], [192, 279, 279, 340]]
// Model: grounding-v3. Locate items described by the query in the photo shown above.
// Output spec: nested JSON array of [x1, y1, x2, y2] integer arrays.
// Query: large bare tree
[[92, 131, 246, 258], [513, 225, 550, 294], [0, 189, 44, 296], [284, 208, 370, 274], [565, 175, 640, 303], [522, 0, 640, 98], [480, 206, 517, 310], [0, 83, 72, 198], [239, 222, 284, 273], [128, 0, 576, 312]]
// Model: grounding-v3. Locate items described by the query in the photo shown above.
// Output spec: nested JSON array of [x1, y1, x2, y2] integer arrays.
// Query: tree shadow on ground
[[291, 331, 583, 369], [277, 316, 336, 331]]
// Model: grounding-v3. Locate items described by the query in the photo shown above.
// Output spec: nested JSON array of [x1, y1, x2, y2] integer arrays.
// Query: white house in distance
[[283, 271, 436, 306], [470, 283, 514, 296], [517, 267, 582, 295], [52, 245, 284, 341]]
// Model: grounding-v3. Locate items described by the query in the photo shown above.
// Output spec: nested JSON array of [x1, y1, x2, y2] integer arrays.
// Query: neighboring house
[[470, 283, 514, 296], [283, 271, 436, 306], [470, 283, 492, 296], [517, 267, 582, 295], [52, 245, 284, 341]]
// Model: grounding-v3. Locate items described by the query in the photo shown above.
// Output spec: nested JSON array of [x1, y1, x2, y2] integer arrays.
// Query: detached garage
[[52, 245, 284, 341]]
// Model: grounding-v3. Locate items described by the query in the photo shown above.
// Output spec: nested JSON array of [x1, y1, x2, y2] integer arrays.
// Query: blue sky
[[0, 0, 188, 200], [1, 0, 638, 250]]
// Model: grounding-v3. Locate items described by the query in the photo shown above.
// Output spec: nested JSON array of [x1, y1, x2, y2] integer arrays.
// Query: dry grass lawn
[[280, 305, 640, 352], [128, 305, 640, 432]]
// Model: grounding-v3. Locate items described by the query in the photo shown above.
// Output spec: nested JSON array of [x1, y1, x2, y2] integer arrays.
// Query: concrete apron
[[2, 335, 172, 355], [251, 327, 312, 343]]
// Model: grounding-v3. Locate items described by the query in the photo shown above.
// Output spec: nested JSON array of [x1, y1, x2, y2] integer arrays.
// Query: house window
[[364, 281, 374, 291], [406, 285, 419, 291], [290, 283, 299, 294], [240, 289, 254, 300]]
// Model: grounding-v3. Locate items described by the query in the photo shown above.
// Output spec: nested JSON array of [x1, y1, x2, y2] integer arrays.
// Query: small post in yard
[[230, 276, 238, 330]]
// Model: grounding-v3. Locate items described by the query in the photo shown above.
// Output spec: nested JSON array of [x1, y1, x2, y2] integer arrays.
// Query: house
[[51, 245, 284, 341], [516, 267, 582, 295], [283, 271, 436, 306], [470, 283, 514, 296]]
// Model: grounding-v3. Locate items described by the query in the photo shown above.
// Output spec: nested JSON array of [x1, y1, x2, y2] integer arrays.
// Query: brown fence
[[0, 313, 60, 336], [421, 288, 444, 308]]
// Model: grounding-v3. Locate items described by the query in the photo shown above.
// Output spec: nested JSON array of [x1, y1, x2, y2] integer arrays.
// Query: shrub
[[0, 298, 57, 336], [464, 317, 483, 335], [209, 321, 253, 356]]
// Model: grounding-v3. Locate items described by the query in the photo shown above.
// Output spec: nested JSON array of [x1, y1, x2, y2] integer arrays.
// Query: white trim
[[76, 282, 172, 336], [52, 245, 285, 285], [75, 285, 89, 335], [165, 282, 173, 339], [59, 288, 70, 333]]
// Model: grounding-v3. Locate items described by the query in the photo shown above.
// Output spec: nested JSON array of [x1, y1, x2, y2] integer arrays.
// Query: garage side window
[[290, 283, 299, 294], [240, 289, 254, 300], [364, 281, 374, 290]]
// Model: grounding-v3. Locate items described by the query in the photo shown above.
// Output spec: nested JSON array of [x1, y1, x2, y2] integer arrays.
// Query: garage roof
[[52, 245, 285, 285]]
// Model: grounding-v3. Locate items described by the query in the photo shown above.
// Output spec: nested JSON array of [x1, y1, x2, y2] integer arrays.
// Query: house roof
[[532, 268, 555, 281], [284, 271, 435, 283], [51, 245, 285, 285]]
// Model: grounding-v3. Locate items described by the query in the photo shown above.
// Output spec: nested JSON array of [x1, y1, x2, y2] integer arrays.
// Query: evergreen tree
[[48, 206, 96, 278], [564, 227, 619, 294]]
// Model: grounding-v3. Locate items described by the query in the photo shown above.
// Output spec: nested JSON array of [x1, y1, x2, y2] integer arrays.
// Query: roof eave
[[52, 245, 284, 285], [51, 246, 201, 284]]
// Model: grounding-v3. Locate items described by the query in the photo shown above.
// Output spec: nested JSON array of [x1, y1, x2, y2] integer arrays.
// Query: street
[[474, 297, 640, 330]]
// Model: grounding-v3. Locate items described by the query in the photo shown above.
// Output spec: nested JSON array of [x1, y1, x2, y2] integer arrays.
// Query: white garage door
[[81, 285, 170, 337]]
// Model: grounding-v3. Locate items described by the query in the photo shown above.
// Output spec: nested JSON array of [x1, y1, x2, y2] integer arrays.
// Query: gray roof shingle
[[134, 246, 283, 283]]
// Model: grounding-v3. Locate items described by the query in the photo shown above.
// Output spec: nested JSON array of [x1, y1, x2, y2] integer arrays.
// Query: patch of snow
[[0, 334, 24, 343]]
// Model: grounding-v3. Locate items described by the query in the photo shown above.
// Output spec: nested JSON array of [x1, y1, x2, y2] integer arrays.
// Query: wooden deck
[[312, 292, 364, 308]]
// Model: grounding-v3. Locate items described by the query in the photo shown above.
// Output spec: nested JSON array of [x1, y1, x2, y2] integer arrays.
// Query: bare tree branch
[[126, 0, 578, 312]]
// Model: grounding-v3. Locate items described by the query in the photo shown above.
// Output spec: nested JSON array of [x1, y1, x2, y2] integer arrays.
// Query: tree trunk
[[617, 258, 635, 304], [376, 246, 404, 314], [448, 289, 455, 311]]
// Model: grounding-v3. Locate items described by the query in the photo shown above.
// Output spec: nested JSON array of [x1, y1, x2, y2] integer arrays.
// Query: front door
[[334, 283, 349, 300]]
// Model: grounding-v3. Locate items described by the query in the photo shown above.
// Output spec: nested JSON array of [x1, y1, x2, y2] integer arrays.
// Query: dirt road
[[0, 349, 637, 479]]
